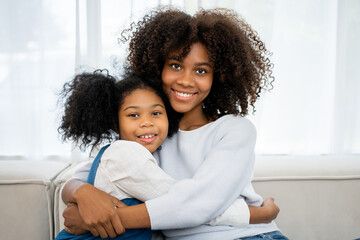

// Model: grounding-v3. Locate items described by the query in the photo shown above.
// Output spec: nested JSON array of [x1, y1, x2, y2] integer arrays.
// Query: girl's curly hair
[[122, 7, 274, 119], [58, 71, 180, 151]]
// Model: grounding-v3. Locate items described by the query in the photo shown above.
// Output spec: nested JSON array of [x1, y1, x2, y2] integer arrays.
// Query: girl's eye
[[128, 113, 139, 118], [152, 111, 162, 116], [170, 63, 181, 70]]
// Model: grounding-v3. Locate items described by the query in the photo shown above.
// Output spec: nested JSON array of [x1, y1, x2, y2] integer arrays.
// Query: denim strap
[[86, 144, 111, 185]]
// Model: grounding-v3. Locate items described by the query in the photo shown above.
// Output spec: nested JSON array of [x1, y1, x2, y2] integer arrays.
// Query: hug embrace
[[56, 7, 288, 240]]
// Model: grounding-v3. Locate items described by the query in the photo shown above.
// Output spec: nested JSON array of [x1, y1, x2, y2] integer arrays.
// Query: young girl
[[55, 71, 269, 240], [61, 7, 286, 240]]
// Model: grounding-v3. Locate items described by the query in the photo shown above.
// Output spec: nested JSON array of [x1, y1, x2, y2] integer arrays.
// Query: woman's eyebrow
[[168, 55, 182, 61], [195, 62, 212, 67]]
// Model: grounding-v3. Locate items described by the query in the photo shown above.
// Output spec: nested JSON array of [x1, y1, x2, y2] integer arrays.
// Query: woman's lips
[[172, 89, 196, 101]]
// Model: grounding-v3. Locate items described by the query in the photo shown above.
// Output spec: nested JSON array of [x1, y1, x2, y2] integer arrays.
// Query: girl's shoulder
[[105, 140, 152, 157]]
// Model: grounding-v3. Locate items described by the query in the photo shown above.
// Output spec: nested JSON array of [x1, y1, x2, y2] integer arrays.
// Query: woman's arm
[[102, 140, 278, 227], [144, 117, 268, 229], [62, 122, 279, 234], [63, 180, 279, 234]]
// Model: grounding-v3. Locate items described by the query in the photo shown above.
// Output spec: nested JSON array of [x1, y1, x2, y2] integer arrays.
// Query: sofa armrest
[[53, 161, 92, 236], [0, 160, 69, 240]]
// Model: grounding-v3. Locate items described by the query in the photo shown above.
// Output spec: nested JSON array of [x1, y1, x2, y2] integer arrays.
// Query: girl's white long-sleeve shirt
[[70, 115, 278, 239]]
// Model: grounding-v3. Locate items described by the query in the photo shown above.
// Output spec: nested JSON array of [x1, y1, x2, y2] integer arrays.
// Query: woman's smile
[[172, 89, 197, 100]]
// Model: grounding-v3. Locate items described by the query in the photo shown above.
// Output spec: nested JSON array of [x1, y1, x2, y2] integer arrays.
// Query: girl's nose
[[140, 119, 154, 128]]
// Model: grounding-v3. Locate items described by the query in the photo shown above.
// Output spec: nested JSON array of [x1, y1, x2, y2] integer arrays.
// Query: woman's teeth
[[174, 91, 193, 97]]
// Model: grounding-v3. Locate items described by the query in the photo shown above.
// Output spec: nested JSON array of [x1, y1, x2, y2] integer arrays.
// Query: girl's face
[[162, 42, 213, 116], [118, 88, 168, 153]]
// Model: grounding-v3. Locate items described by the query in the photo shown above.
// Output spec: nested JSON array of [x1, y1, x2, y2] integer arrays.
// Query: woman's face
[[162, 42, 213, 115], [118, 88, 168, 153]]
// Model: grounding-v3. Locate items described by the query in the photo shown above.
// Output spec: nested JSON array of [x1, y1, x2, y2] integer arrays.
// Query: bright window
[[1, 0, 359, 160]]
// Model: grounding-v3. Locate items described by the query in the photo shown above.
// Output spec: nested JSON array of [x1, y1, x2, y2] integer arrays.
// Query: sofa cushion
[[253, 155, 360, 240]]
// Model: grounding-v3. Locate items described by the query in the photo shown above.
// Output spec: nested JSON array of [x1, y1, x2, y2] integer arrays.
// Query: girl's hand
[[261, 197, 280, 222], [249, 197, 280, 224], [72, 183, 126, 238]]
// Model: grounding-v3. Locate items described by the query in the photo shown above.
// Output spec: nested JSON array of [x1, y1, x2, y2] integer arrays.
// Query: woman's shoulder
[[211, 115, 257, 142], [214, 114, 256, 131]]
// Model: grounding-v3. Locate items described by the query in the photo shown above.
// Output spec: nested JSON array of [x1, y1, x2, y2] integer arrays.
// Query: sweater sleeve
[[104, 140, 250, 227], [145, 117, 256, 230]]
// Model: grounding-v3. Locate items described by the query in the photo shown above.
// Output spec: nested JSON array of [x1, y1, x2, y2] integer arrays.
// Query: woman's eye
[[170, 63, 181, 70], [128, 113, 139, 118], [196, 68, 207, 74]]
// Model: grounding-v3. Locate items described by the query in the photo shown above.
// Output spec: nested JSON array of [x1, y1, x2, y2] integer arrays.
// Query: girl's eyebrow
[[152, 104, 165, 109], [123, 104, 165, 111]]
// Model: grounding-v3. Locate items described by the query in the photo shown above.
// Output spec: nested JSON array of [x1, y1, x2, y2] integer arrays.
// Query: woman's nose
[[177, 71, 195, 87]]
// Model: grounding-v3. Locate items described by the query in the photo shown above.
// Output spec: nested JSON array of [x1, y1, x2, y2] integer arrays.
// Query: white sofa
[[1, 156, 359, 240]]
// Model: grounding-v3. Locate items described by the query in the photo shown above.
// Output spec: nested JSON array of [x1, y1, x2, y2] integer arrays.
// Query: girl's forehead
[[122, 88, 164, 107]]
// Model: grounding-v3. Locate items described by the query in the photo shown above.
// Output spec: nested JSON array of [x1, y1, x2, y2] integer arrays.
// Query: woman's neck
[[179, 107, 210, 131]]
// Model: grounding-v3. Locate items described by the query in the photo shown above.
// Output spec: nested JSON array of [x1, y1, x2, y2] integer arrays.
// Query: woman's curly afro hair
[[121, 7, 274, 119]]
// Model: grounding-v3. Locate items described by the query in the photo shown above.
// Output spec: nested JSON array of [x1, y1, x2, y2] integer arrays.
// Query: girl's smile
[[137, 133, 158, 143]]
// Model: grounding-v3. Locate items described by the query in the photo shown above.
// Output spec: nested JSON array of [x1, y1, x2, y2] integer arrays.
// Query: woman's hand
[[62, 180, 126, 238], [248, 197, 280, 224], [73, 183, 126, 238]]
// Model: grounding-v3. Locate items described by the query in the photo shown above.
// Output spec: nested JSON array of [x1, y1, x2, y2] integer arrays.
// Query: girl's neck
[[179, 106, 210, 131]]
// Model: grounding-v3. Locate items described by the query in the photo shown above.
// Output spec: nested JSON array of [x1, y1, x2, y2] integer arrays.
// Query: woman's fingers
[[111, 208, 126, 235], [87, 226, 100, 237], [102, 218, 118, 238]]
